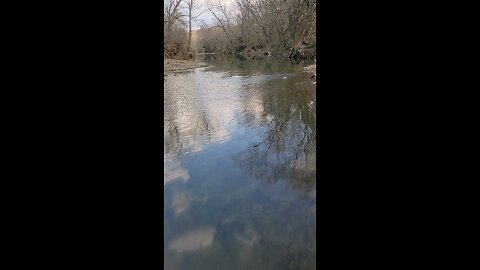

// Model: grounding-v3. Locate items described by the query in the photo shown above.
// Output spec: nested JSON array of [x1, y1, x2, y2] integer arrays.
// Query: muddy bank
[[164, 59, 207, 72]]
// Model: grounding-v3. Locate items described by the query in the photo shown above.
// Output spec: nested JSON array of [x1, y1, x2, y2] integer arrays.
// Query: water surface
[[164, 55, 316, 270]]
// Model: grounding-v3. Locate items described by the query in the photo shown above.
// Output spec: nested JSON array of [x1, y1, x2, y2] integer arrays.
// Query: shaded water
[[164, 55, 316, 270]]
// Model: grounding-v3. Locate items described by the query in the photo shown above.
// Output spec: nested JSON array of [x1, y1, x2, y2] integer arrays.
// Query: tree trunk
[[188, 9, 192, 52]]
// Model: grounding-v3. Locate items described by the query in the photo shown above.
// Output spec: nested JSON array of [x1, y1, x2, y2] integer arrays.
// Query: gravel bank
[[164, 59, 207, 72], [303, 64, 316, 84], [303, 64, 316, 75]]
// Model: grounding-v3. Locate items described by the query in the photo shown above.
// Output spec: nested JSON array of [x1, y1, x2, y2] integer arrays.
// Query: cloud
[[168, 227, 216, 252], [164, 158, 190, 186], [171, 189, 191, 216]]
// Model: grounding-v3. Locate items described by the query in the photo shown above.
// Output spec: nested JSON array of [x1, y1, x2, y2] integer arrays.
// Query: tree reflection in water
[[233, 69, 316, 198], [164, 71, 213, 159], [164, 56, 316, 270], [198, 53, 312, 75]]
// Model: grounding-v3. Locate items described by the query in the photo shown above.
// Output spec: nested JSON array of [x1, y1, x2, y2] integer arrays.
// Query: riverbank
[[164, 59, 207, 72], [233, 44, 316, 60], [303, 64, 316, 75], [303, 64, 316, 84]]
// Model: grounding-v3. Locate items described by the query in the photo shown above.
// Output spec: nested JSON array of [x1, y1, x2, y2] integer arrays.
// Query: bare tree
[[183, 0, 206, 53], [194, 0, 316, 57], [164, 0, 183, 33], [165, 0, 184, 53], [207, 0, 234, 52]]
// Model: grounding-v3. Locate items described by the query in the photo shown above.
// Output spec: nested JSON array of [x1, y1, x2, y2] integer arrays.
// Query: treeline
[[164, 0, 202, 59], [164, 0, 316, 60]]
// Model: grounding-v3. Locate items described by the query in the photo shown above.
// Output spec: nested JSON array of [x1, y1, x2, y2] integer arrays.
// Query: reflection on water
[[164, 55, 316, 270], [234, 223, 258, 247], [196, 54, 314, 75], [168, 227, 216, 252], [164, 159, 189, 186], [171, 189, 191, 216]]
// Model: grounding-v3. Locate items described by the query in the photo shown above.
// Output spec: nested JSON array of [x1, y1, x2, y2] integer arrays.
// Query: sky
[[186, 0, 238, 30]]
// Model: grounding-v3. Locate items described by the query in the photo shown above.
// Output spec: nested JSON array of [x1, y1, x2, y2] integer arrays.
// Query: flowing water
[[164, 55, 316, 270]]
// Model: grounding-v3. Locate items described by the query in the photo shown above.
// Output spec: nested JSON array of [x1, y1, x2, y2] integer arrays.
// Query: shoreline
[[164, 59, 207, 72], [303, 64, 316, 84], [303, 64, 316, 75]]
